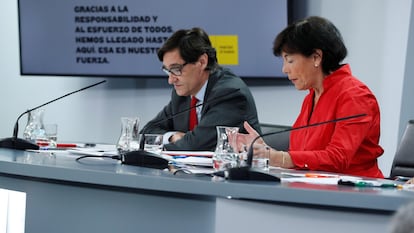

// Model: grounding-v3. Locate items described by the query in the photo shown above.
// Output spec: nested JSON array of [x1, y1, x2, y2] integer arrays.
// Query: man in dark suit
[[142, 27, 261, 151]]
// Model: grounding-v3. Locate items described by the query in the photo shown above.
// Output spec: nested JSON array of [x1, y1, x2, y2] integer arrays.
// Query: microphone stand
[[0, 80, 106, 150], [220, 113, 367, 181]]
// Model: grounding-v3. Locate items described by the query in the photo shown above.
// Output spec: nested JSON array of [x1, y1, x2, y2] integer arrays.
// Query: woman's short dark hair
[[273, 16, 347, 74], [157, 27, 218, 71]]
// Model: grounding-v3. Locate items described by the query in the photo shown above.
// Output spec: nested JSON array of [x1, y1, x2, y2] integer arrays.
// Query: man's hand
[[169, 132, 185, 143]]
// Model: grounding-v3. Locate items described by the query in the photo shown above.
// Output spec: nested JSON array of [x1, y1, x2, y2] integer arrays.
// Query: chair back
[[390, 120, 414, 178], [260, 123, 291, 151]]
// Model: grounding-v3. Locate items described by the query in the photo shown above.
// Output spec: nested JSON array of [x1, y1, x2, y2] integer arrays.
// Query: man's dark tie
[[189, 96, 198, 130]]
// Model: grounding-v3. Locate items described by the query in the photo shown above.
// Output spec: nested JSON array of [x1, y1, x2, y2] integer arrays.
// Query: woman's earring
[[314, 63, 319, 67]]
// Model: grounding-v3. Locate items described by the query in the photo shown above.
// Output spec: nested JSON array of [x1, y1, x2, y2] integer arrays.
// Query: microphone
[[0, 80, 107, 150], [217, 113, 367, 182], [120, 88, 241, 169]]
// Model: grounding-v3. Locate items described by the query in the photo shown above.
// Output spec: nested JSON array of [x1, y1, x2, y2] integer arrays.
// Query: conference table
[[0, 147, 413, 233]]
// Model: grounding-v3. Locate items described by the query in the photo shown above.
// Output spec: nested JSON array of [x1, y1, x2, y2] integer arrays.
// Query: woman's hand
[[230, 121, 266, 153]]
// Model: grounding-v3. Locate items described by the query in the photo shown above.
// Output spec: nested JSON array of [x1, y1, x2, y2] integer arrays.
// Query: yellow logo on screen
[[209, 35, 238, 65]]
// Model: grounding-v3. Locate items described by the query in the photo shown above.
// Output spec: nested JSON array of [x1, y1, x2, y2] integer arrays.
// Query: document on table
[[281, 177, 340, 185], [162, 151, 214, 158], [67, 144, 118, 156], [164, 151, 215, 174], [171, 156, 213, 167], [280, 172, 356, 185], [280, 172, 403, 189]]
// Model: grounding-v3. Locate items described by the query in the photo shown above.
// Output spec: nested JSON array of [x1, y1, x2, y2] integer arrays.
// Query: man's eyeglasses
[[162, 62, 189, 76]]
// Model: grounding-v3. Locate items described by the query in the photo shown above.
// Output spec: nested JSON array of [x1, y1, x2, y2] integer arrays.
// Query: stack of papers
[[162, 151, 213, 167], [281, 172, 342, 185], [171, 156, 213, 167], [68, 144, 118, 156], [281, 172, 404, 189], [162, 151, 214, 158], [163, 151, 214, 174]]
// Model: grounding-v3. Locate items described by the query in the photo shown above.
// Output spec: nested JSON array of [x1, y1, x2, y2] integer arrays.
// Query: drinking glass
[[23, 109, 45, 143], [43, 124, 58, 148], [213, 126, 240, 171], [116, 117, 140, 154], [140, 134, 163, 154], [251, 145, 270, 171]]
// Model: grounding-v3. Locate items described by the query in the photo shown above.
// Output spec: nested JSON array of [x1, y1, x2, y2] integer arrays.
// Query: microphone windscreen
[[0, 137, 39, 150], [121, 150, 169, 169], [225, 166, 280, 182]]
